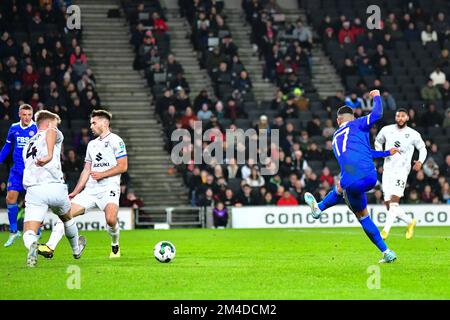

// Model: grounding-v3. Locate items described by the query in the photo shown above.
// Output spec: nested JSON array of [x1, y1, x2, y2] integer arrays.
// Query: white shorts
[[382, 172, 408, 201], [24, 183, 71, 222], [72, 186, 120, 211]]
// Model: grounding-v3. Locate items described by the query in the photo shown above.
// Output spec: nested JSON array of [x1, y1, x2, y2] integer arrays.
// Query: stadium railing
[[135, 206, 205, 228]]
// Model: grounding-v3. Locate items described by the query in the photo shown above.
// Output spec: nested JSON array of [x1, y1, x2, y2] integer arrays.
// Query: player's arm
[[69, 161, 92, 198], [359, 90, 383, 131], [412, 134, 427, 171], [36, 128, 57, 167], [90, 156, 128, 181], [0, 127, 14, 163], [371, 148, 400, 159]]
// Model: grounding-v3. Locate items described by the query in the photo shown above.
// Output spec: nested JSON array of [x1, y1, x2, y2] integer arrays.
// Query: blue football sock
[[318, 186, 344, 211], [7, 204, 19, 233], [359, 215, 388, 252]]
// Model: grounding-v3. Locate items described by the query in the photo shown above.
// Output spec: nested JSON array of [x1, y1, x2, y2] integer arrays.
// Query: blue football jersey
[[0, 122, 37, 169], [332, 96, 383, 189]]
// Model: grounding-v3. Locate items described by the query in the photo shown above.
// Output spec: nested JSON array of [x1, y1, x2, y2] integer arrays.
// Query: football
[[153, 241, 176, 263]]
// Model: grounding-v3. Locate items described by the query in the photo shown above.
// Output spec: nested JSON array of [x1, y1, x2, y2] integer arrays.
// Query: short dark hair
[[91, 109, 112, 121], [337, 106, 354, 116], [396, 108, 408, 114]]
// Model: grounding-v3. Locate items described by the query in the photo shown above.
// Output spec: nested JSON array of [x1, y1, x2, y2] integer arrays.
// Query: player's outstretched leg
[[105, 204, 120, 258], [304, 186, 344, 219], [304, 192, 321, 218], [344, 176, 396, 263]]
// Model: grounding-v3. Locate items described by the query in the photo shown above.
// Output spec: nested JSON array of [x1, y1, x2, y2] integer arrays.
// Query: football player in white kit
[[38, 110, 128, 258], [375, 108, 427, 240], [22, 110, 86, 267]]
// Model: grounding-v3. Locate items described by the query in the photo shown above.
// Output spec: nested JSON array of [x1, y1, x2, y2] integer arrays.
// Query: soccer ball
[[153, 241, 176, 263]]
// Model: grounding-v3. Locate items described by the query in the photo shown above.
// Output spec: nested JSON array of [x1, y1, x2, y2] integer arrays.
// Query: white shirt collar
[[339, 121, 349, 128], [19, 120, 35, 130]]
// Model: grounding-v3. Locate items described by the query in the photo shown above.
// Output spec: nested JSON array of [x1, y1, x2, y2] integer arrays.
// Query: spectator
[[197, 188, 215, 207], [69, 46, 87, 66], [443, 108, 450, 128], [279, 94, 298, 118], [407, 108, 419, 128], [180, 106, 198, 129], [421, 79, 442, 102], [438, 49, 450, 68], [345, 92, 364, 109], [22, 65, 39, 88], [212, 202, 228, 228], [405, 189, 421, 204], [320, 167, 334, 186], [389, 23, 404, 41], [433, 12, 450, 46], [421, 24, 438, 46], [338, 21, 355, 44], [197, 103, 213, 120], [421, 185, 435, 203], [152, 12, 168, 34], [341, 58, 358, 79], [193, 89, 213, 112], [227, 157, 241, 179], [357, 57, 375, 76], [404, 22, 420, 42], [236, 184, 259, 206], [440, 81, 450, 105], [119, 188, 144, 208], [233, 70, 252, 94], [322, 119, 336, 138], [277, 190, 299, 206], [421, 103, 442, 127], [293, 19, 313, 49], [430, 67, 446, 86], [245, 167, 265, 188], [222, 188, 238, 207]]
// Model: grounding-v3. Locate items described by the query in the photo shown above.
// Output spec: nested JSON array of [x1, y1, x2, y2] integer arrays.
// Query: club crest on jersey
[[405, 134, 409, 138], [29, 131, 35, 136], [104, 141, 109, 148]]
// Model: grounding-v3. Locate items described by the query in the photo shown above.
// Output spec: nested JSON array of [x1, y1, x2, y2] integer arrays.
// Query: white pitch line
[[286, 229, 450, 239]]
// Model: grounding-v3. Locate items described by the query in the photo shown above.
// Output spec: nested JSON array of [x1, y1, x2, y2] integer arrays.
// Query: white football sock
[[23, 230, 38, 250], [64, 219, 79, 254], [396, 205, 413, 225], [107, 223, 120, 246], [383, 203, 399, 234], [46, 220, 65, 251]]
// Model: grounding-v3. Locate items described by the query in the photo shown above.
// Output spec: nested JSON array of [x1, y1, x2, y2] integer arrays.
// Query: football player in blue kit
[[0, 104, 37, 247], [304, 90, 397, 263]]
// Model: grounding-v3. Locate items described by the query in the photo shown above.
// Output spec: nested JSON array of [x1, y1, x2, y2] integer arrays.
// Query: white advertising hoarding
[[231, 205, 450, 228], [0, 208, 134, 230]]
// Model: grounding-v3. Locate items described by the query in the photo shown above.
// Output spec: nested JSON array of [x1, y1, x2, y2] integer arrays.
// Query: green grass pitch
[[1, 227, 449, 300]]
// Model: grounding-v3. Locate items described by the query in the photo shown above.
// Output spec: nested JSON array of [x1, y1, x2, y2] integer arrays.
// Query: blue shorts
[[343, 171, 377, 213], [7, 166, 25, 192]]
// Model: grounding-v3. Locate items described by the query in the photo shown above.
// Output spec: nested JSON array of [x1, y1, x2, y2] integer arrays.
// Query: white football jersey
[[84, 132, 127, 189], [375, 124, 427, 174], [22, 128, 65, 188]]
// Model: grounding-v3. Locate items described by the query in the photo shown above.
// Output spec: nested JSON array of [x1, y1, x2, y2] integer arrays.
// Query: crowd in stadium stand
[[0, 0, 141, 209], [119, 0, 450, 210]]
